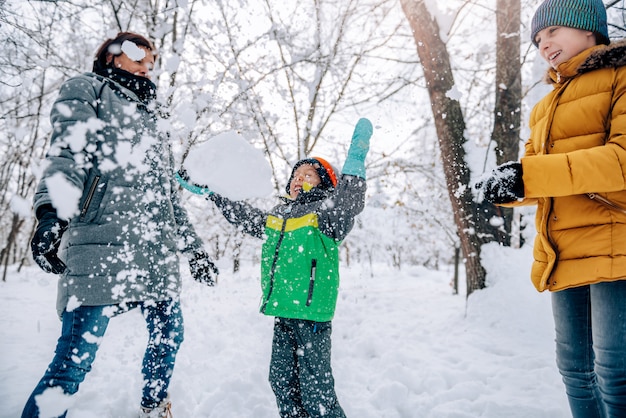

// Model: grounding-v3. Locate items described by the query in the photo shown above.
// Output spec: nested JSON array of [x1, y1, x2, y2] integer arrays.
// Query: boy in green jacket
[[178, 118, 372, 417]]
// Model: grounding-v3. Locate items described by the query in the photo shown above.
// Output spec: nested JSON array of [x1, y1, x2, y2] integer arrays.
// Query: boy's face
[[289, 164, 322, 199], [534, 26, 597, 70]]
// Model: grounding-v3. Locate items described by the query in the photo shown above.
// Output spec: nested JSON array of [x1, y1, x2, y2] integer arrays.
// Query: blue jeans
[[21, 299, 184, 418], [552, 281, 626, 418]]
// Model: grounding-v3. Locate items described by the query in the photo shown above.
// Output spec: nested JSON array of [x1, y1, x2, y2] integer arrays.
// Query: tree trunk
[[486, 0, 522, 246], [492, 0, 521, 164], [400, 0, 486, 295], [1, 214, 24, 282]]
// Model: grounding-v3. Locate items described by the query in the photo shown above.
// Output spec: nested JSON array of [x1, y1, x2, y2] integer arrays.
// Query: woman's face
[[534, 26, 597, 70], [107, 45, 155, 79]]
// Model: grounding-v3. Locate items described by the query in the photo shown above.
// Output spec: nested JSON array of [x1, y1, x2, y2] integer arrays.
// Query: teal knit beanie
[[531, 0, 609, 47]]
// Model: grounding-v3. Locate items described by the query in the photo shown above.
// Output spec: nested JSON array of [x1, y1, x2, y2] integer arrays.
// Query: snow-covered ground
[[0, 243, 569, 417]]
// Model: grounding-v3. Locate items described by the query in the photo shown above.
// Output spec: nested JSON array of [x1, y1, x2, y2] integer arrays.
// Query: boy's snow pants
[[269, 317, 346, 418]]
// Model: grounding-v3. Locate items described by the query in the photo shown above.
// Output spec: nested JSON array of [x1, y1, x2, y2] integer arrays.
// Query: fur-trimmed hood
[[579, 39, 626, 73], [545, 39, 626, 84]]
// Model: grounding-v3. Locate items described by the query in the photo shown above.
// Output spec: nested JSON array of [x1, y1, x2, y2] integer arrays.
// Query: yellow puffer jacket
[[518, 40, 626, 292]]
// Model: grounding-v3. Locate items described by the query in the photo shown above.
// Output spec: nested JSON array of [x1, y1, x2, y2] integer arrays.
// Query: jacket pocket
[[79, 171, 107, 223], [306, 259, 317, 307]]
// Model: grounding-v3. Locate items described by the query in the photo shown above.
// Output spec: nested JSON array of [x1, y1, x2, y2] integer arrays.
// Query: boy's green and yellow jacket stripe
[[210, 175, 366, 321]]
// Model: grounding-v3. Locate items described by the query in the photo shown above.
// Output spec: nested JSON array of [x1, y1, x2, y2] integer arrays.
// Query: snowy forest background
[[2, 0, 626, 308], [2, 1, 626, 417]]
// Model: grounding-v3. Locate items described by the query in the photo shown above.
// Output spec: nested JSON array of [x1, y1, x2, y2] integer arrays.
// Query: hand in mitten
[[176, 168, 213, 196], [475, 161, 525, 204], [189, 251, 219, 286], [31, 206, 68, 274], [342, 118, 373, 179]]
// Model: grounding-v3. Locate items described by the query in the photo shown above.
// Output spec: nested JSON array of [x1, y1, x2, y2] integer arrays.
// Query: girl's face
[[534, 26, 597, 70], [107, 46, 155, 79], [289, 164, 321, 199]]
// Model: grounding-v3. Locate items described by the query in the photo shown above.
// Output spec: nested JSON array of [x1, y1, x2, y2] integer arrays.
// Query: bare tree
[[489, 0, 522, 246], [0, 1, 86, 279], [172, 1, 413, 184], [1, 0, 432, 276], [400, 0, 523, 295], [399, 0, 626, 295]]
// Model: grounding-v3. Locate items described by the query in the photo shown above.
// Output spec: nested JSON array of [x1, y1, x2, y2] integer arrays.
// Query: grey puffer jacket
[[34, 72, 204, 316]]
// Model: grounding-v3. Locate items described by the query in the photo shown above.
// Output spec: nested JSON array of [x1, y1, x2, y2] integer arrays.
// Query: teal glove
[[342, 118, 373, 179], [175, 169, 213, 195]]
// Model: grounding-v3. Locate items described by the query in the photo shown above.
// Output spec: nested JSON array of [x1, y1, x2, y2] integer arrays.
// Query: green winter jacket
[[34, 72, 204, 316], [211, 176, 366, 321]]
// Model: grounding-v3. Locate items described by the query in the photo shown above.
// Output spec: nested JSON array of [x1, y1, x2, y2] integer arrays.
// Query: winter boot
[[139, 397, 173, 418]]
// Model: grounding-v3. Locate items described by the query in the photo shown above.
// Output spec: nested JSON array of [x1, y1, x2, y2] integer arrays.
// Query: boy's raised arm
[[319, 118, 373, 240]]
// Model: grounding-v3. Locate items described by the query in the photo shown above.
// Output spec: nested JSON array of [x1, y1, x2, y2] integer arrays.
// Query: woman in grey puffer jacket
[[23, 32, 216, 418]]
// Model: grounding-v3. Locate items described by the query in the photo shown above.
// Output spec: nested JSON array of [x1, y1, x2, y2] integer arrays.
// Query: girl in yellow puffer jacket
[[477, 0, 626, 416]]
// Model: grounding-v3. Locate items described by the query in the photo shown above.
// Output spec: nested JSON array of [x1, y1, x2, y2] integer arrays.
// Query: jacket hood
[[285, 157, 338, 195], [546, 39, 626, 84], [578, 39, 626, 73]]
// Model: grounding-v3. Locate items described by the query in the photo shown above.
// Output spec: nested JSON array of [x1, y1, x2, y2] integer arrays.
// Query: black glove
[[31, 205, 68, 274], [476, 161, 524, 204], [189, 251, 219, 286]]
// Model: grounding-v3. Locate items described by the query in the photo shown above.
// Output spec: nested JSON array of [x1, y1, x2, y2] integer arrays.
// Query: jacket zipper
[[80, 175, 101, 220], [306, 259, 317, 307], [261, 216, 287, 313], [544, 197, 559, 288], [587, 193, 626, 215], [540, 84, 570, 286]]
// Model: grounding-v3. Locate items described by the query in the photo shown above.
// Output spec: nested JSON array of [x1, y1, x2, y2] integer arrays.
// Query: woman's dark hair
[[92, 32, 157, 73]]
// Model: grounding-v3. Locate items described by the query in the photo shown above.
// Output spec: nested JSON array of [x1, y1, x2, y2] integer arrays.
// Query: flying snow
[[45, 172, 81, 220], [182, 131, 274, 200], [32, 386, 75, 418], [120, 41, 146, 61]]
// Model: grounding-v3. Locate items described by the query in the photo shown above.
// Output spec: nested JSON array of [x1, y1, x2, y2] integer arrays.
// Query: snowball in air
[[183, 131, 273, 200], [121, 41, 146, 61]]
